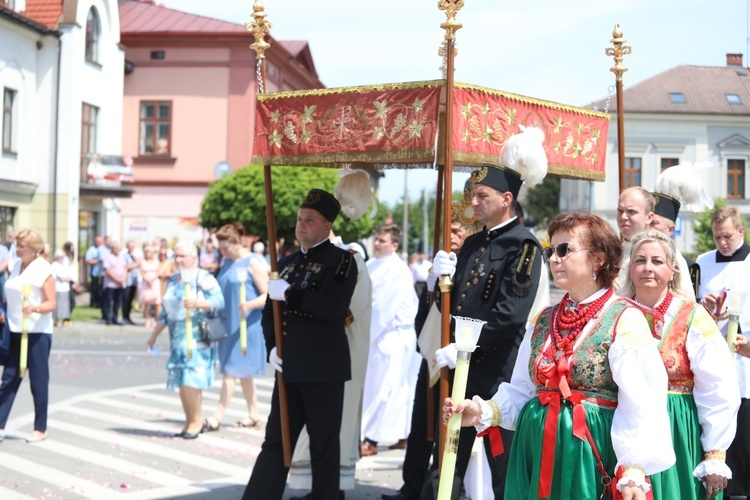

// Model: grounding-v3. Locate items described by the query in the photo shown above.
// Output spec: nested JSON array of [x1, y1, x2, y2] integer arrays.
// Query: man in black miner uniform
[[426, 156, 544, 497], [243, 189, 358, 500]]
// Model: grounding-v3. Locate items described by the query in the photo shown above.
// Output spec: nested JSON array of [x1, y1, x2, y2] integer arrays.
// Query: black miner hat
[[653, 193, 681, 222], [300, 189, 341, 222], [475, 163, 524, 199]]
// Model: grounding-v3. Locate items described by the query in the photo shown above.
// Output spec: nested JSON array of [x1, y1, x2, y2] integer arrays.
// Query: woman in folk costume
[[288, 169, 375, 497], [622, 230, 739, 500], [443, 212, 675, 499], [649, 161, 715, 300]]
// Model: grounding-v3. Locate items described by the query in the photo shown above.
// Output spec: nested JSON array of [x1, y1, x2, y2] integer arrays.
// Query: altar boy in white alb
[[696, 206, 750, 498], [360, 224, 420, 456]]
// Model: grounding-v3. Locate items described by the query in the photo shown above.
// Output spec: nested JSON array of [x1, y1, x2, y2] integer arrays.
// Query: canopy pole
[[263, 165, 292, 467], [248, 2, 291, 467], [606, 24, 631, 192]]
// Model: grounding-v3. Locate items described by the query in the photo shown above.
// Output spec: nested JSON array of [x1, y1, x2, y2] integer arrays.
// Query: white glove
[[268, 279, 290, 301], [269, 346, 283, 373], [426, 272, 439, 292], [434, 343, 458, 370], [433, 250, 457, 278]]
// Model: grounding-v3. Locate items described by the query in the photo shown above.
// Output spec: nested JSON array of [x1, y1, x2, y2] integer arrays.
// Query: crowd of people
[[0, 133, 749, 500]]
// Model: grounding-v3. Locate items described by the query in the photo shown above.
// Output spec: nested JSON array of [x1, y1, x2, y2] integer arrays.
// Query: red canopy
[[252, 80, 609, 181]]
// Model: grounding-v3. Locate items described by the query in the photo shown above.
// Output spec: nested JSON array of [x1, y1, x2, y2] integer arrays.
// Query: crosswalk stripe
[[120, 389, 271, 415], [59, 404, 265, 452], [0, 485, 33, 499], [48, 419, 252, 477], [0, 451, 120, 498], [39, 439, 196, 488]]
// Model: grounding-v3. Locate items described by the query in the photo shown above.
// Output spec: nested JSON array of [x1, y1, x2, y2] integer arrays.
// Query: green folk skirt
[[505, 396, 617, 500], [650, 393, 718, 500]]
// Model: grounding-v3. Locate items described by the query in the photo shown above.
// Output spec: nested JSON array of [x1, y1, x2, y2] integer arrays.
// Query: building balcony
[[79, 154, 135, 198]]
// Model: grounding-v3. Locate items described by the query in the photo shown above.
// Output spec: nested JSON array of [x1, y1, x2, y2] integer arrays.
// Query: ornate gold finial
[[438, 0, 464, 41], [605, 24, 632, 82], [246, 0, 272, 60]]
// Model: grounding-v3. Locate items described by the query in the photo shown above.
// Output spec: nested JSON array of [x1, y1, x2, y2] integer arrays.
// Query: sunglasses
[[543, 242, 585, 262]]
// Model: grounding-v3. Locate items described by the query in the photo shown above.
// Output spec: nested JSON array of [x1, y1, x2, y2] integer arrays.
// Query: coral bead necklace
[[552, 288, 614, 353]]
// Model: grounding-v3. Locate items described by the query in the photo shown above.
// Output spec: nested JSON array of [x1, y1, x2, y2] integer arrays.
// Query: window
[[660, 157, 679, 172], [81, 103, 98, 174], [139, 101, 172, 155], [0, 206, 16, 243], [726, 94, 743, 105], [624, 157, 642, 188], [2, 88, 16, 153], [727, 159, 746, 199], [669, 92, 686, 104], [85, 8, 100, 63]]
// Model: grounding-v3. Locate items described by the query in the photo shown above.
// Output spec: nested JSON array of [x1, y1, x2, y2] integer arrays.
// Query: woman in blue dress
[[146, 240, 225, 439], [203, 223, 268, 431]]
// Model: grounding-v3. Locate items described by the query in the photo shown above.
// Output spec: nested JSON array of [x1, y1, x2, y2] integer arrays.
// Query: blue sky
[[162, 0, 748, 204]]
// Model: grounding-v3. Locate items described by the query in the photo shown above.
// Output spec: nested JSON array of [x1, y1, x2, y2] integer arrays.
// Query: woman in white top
[[51, 249, 72, 327], [0, 228, 56, 443]]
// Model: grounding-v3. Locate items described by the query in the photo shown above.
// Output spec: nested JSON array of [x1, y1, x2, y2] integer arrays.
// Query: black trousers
[[121, 285, 138, 321], [102, 287, 123, 324], [727, 397, 750, 496], [89, 275, 102, 308], [244, 379, 345, 500], [398, 360, 439, 498]]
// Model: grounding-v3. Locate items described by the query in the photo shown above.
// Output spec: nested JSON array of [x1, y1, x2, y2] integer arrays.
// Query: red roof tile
[[590, 65, 750, 115], [23, 0, 63, 29], [120, 0, 247, 35]]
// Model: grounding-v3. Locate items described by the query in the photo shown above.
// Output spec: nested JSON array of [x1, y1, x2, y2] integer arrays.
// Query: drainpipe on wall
[[51, 33, 62, 252]]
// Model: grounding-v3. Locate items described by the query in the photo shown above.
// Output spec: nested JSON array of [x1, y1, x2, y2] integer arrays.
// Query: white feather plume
[[654, 161, 714, 212], [500, 124, 549, 187], [334, 169, 378, 220]]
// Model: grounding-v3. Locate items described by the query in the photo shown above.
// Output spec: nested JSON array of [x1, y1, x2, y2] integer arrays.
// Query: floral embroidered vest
[[657, 298, 696, 394], [529, 299, 632, 402]]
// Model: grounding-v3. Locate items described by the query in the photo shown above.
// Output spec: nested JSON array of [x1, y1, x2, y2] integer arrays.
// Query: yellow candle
[[184, 282, 193, 359], [437, 356, 471, 500], [19, 284, 32, 378], [239, 279, 247, 356], [727, 296, 741, 362]]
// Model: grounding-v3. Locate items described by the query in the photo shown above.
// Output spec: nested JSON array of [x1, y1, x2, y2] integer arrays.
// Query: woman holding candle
[[0, 228, 56, 443], [146, 240, 224, 439], [203, 223, 267, 431], [622, 230, 739, 500], [443, 212, 675, 499]]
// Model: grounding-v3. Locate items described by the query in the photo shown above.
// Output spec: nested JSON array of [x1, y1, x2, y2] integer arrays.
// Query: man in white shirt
[[696, 206, 750, 497], [361, 224, 419, 457]]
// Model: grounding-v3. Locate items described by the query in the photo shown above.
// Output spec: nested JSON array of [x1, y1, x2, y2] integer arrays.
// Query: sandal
[[232, 417, 261, 428], [202, 416, 221, 432]]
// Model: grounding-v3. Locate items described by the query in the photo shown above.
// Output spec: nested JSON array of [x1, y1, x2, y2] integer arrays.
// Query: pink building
[[118, 0, 323, 245]]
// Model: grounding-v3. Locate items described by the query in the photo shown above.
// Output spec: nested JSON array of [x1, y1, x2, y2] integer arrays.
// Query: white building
[[561, 53, 750, 256], [0, 0, 127, 277]]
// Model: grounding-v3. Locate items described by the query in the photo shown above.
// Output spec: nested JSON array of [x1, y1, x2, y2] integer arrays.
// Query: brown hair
[[16, 228, 44, 254], [216, 222, 246, 245], [375, 223, 402, 243], [548, 211, 622, 289], [711, 206, 743, 229]]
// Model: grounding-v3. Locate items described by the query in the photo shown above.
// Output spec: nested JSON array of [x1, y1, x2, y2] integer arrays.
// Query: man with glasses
[[426, 126, 546, 499], [696, 206, 750, 498]]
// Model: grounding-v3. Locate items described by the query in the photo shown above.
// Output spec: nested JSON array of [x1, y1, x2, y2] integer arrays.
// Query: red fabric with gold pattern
[[658, 299, 697, 393]]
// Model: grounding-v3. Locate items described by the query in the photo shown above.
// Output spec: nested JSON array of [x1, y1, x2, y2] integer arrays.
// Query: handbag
[[198, 314, 228, 343], [194, 270, 228, 344]]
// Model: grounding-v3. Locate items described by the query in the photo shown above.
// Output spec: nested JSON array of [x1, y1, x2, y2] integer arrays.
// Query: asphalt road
[[1, 319, 407, 499]]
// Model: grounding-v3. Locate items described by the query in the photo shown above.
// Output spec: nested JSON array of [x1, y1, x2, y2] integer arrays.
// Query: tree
[[390, 190, 465, 255], [692, 198, 750, 256], [523, 176, 560, 231], [200, 166, 387, 245]]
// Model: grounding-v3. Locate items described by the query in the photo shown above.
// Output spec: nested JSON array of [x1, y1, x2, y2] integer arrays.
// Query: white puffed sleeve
[[475, 323, 536, 432], [686, 305, 740, 480], [609, 307, 676, 477]]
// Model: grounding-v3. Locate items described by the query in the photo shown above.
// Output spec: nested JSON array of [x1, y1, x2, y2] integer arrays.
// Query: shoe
[[232, 417, 261, 428], [360, 439, 378, 457], [123, 319, 136, 325], [382, 492, 418, 500], [173, 432, 185, 438], [388, 438, 408, 450], [62, 320, 73, 326], [181, 432, 200, 439], [0, 430, 5, 443], [202, 416, 221, 432], [112, 321, 123, 326], [25, 432, 47, 443]]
